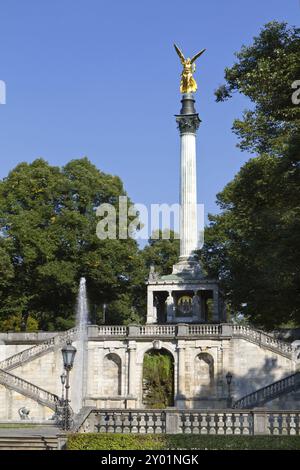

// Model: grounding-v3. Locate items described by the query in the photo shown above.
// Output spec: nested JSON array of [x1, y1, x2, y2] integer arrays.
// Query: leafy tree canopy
[[142, 230, 180, 276], [215, 21, 300, 156], [201, 22, 300, 329], [0, 158, 144, 330]]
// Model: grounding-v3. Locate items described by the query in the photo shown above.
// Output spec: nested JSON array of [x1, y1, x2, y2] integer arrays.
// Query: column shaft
[[180, 132, 198, 260], [177, 344, 186, 397], [128, 343, 137, 396]]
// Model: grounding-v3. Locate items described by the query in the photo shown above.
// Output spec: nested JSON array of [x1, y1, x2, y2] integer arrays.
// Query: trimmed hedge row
[[67, 433, 300, 450]]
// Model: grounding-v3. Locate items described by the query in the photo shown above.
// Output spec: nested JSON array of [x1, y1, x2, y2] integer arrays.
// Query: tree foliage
[[142, 230, 180, 276], [142, 350, 174, 408], [201, 22, 300, 329], [0, 158, 144, 330], [215, 21, 300, 156]]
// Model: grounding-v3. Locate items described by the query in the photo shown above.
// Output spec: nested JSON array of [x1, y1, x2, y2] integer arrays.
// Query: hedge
[[67, 434, 300, 450]]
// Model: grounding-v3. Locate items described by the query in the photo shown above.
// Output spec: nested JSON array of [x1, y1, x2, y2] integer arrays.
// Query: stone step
[[0, 436, 58, 450]]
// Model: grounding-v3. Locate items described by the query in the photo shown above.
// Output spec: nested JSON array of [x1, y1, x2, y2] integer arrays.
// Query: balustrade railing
[[188, 325, 221, 335], [179, 411, 252, 435], [0, 370, 59, 410], [0, 327, 80, 371], [234, 372, 300, 409], [96, 326, 127, 336], [139, 325, 176, 336], [232, 325, 293, 356], [267, 412, 300, 435], [78, 409, 300, 435], [91, 410, 166, 434]]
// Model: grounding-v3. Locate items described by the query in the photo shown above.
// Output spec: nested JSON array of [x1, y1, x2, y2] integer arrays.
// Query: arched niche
[[102, 353, 122, 396], [194, 352, 214, 395]]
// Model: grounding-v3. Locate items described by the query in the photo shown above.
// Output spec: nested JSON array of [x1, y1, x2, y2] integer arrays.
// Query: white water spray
[[76, 277, 89, 330], [73, 277, 89, 412]]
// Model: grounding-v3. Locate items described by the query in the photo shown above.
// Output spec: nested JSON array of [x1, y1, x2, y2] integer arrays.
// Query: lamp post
[[61, 341, 77, 431], [226, 372, 233, 408], [60, 371, 66, 401]]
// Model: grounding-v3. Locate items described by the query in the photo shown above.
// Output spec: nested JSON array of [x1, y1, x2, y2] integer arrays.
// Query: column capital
[[175, 114, 201, 135]]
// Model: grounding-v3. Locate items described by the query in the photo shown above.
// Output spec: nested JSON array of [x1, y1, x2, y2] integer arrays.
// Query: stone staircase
[[0, 426, 62, 450], [233, 371, 300, 409], [0, 435, 59, 450], [0, 328, 81, 413]]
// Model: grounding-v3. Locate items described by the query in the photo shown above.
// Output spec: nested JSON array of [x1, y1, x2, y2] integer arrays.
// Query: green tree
[[201, 22, 300, 329], [142, 350, 174, 408], [201, 153, 300, 329], [215, 21, 300, 156], [142, 230, 180, 276], [0, 158, 144, 330]]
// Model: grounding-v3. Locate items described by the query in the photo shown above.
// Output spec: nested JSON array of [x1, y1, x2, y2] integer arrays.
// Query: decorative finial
[[174, 44, 206, 94]]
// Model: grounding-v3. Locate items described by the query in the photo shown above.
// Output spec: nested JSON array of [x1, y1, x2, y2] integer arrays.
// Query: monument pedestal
[[146, 90, 226, 324], [147, 263, 226, 324]]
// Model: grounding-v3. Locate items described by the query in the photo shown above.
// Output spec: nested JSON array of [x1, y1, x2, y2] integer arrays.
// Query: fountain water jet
[[72, 277, 89, 412], [76, 277, 89, 330]]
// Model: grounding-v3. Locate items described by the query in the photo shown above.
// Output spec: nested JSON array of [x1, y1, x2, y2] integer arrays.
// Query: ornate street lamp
[[61, 341, 77, 430], [226, 372, 233, 408], [62, 341, 77, 371]]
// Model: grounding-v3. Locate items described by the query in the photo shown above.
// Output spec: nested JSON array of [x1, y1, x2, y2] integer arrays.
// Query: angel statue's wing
[[174, 43, 185, 64], [191, 48, 206, 64]]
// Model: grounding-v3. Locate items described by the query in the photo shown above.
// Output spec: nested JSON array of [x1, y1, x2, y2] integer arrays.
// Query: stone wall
[[0, 324, 299, 421]]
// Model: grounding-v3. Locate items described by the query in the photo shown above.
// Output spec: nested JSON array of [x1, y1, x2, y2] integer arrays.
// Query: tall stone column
[[173, 93, 201, 273]]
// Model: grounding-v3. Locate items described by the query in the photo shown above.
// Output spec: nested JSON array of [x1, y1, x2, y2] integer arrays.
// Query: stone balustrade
[[0, 324, 293, 362], [234, 372, 300, 409], [78, 409, 300, 435], [0, 326, 80, 371], [96, 326, 127, 336], [139, 325, 176, 336], [88, 323, 227, 338], [0, 370, 59, 410], [188, 324, 221, 335], [87, 324, 293, 358], [232, 325, 293, 356]]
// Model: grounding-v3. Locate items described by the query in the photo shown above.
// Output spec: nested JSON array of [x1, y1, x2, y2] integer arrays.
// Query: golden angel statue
[[174, 44, 206, 94]]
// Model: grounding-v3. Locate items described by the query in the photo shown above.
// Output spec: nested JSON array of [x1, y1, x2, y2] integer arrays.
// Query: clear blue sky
[[0, 0, 299, 221]]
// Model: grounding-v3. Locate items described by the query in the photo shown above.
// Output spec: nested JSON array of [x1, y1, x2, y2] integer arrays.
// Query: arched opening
[[102, 353, 121, 396], [142, 348, 174, 408], [194, 353, 214, 395]]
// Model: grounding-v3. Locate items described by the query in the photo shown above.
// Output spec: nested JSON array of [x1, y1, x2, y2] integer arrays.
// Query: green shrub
[[67, 434, 165, 450], [67, 433, 300, 450]]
